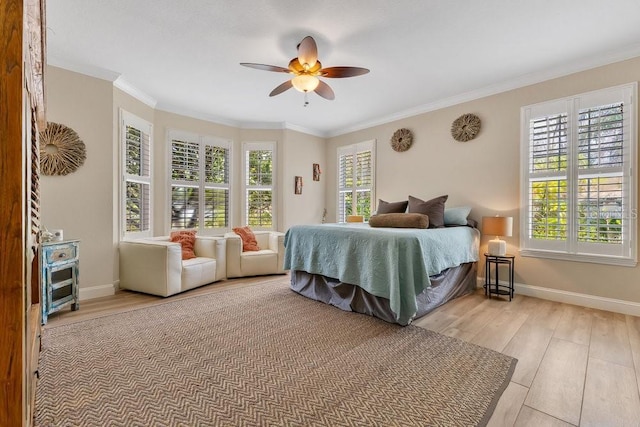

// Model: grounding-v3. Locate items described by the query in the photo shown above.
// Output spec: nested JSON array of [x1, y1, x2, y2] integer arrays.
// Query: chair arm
[[224, 233, 243, 278], [269, 232, 285, 274], [194, 236, 227, 281], [119, 240, 182, 297]]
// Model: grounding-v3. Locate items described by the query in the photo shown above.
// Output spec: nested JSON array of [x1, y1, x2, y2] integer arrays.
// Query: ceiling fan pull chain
[[304, 92, 309, 107]]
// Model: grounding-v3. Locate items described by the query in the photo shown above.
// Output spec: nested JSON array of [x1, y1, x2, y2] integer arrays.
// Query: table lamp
[[482, 216, 513, 256]]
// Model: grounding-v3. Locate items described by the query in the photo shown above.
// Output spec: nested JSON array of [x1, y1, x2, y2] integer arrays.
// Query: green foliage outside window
[[530, 103, 624, 244], [247, 150, 273, 227]]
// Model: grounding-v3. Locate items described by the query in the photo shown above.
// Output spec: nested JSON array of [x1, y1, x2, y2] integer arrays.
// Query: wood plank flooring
[[46, 276, 640, 426]]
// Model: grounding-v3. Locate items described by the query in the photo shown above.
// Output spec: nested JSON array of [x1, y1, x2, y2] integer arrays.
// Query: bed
[[283, 222, 480, 325]]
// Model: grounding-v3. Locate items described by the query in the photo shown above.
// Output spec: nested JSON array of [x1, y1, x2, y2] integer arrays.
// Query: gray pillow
[[376, 199, 408, 214], [369, 213, 429, 228], [444, 206, 472, 226], [408, 195, 448, 228]]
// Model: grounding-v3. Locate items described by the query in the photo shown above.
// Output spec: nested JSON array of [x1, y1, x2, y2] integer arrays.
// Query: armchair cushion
[[232, 226, 260, 251]]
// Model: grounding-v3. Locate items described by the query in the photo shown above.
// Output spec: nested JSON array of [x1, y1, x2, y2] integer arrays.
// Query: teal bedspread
[[284, 223, 480, 325]]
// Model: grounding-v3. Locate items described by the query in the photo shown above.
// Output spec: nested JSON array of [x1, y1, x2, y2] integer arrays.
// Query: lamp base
[[488, 238, 506, 256]]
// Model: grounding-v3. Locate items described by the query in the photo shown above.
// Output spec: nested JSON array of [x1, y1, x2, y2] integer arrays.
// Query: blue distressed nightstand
[[40, 239, 80, 324]]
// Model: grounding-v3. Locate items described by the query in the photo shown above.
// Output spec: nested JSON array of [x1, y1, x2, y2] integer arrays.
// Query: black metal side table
[[484, 253, 515, 301]]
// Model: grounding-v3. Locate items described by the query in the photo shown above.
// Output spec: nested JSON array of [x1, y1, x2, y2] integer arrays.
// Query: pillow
[[232, 226, 260, 252], [444, 206, 472, 226], [169, 230, 197, 260], [368, 213, 429, 229], [376, 199, 408, 214], [407, 195, 448, 228]]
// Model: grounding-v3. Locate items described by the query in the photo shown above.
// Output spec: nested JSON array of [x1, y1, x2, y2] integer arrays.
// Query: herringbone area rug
[[36, 277, 516, 427]]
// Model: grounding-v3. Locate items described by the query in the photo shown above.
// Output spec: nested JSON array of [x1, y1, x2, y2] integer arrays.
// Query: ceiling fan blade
[[240, 63, 290, 73], [320, 66, 370, 78], [297, 36, 318, 68], [269, 80, 293, 97], [314, 80, 335, 100]]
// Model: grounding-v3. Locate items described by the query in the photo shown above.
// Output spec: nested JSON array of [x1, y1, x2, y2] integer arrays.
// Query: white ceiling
[[46, 0, 640, 137]]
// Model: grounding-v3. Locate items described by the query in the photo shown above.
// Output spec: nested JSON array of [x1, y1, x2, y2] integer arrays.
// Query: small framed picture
[[313, 163, 321, 181], [295, 176, 303, 195]]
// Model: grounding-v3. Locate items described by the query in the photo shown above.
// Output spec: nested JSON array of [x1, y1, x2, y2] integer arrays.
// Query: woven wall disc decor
[[451, 113, 481, 142], [390, 128, 413, 152], [39, 122, 87, 176]]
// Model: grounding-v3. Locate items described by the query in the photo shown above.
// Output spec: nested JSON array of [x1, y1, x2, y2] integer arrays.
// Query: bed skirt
[[290, 262, 477, 325]]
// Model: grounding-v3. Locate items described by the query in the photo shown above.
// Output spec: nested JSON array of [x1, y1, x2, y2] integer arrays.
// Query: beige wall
[[43, 66, 115, 293], [45, 66, 327, 294], [281, 129, 327, 230], [47, 55, 640, 305], [327, 56, 640, 304]]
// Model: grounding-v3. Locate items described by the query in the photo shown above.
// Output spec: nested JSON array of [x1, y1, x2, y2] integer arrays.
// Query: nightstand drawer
[[45, 245, 77, 264]]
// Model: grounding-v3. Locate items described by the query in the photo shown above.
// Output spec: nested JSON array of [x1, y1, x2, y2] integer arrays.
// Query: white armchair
[[119, 236, 226, 297], [224, 231, 286, 278]]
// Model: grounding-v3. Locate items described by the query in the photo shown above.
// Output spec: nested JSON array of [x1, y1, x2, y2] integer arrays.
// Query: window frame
[[242, 141, 276, 230], [519, 83, 637, 266], [167, 129, 232, 235], [120, 109, 153, 240], [336, 140, 376, 223]]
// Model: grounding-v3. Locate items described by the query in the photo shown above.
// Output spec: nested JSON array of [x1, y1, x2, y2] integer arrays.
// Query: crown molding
[[49, 43, 640, 140], [47, 53, 120, 82], [155, 103, 241, 129], [113, 77, 157, 108], [327, 43, 640, 138]]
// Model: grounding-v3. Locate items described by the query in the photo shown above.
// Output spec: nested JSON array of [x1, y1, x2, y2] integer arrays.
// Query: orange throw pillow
[[232, 226, 260, 252], [169, 230, 197, 260]]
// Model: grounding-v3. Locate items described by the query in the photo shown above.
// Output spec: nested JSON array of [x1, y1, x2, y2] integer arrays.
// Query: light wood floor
[[46, 276, 640, 426]]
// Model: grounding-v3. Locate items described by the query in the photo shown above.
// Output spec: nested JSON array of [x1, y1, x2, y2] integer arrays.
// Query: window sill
[[519, 249, 637, 267]]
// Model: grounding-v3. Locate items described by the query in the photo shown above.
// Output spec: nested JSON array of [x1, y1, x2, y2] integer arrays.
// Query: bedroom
[[38, 1, 640, 311], [2, 0, 640, 425]]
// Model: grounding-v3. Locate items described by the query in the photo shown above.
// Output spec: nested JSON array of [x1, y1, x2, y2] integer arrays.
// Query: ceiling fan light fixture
[[241, 36, 368, 101], [291, 74, 319, 93]]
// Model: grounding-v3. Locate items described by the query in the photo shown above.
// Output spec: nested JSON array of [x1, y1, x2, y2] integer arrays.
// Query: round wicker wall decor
[[390, 128, 413, 152], [39, 122, 86, 176], [451, 113, 481, 142]]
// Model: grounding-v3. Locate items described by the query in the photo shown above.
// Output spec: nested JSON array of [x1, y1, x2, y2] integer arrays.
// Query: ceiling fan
[[240, 36, 369, 104]]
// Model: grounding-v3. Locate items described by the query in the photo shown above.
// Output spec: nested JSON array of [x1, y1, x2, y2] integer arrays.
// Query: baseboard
[[476, 276, 640, 316], [79, 283, 115, 301]]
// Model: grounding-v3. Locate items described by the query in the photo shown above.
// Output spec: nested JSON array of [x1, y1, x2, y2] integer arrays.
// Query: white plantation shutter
[[204, 144, 230, 229], [526, 111, 569, 250], [243, 142, 275, 229], [355, 150, 373, 219], [521, 83, 636, 265], [337, 141, 375, 222], [338, 152, 354, 222], [169, 131, 231, 233], [170, 138, 200, 229], [576, 103, 624, 247], [122, 111, 152, 239]]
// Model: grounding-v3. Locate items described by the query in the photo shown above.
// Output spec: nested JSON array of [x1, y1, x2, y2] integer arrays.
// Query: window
[[337, 141, 375, 222], [169, 130, 231, 233], [243, 142, 275, 229], [121, 110, 152, 239], [520, 83, 637, 266]]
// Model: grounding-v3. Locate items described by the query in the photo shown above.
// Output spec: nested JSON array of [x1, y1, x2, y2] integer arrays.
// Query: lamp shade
[[482, 216, 513, 237], [291, 75, 319, 93]]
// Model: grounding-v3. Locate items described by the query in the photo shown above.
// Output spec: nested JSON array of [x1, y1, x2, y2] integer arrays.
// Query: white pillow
[[444, 206, 471, 226]]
